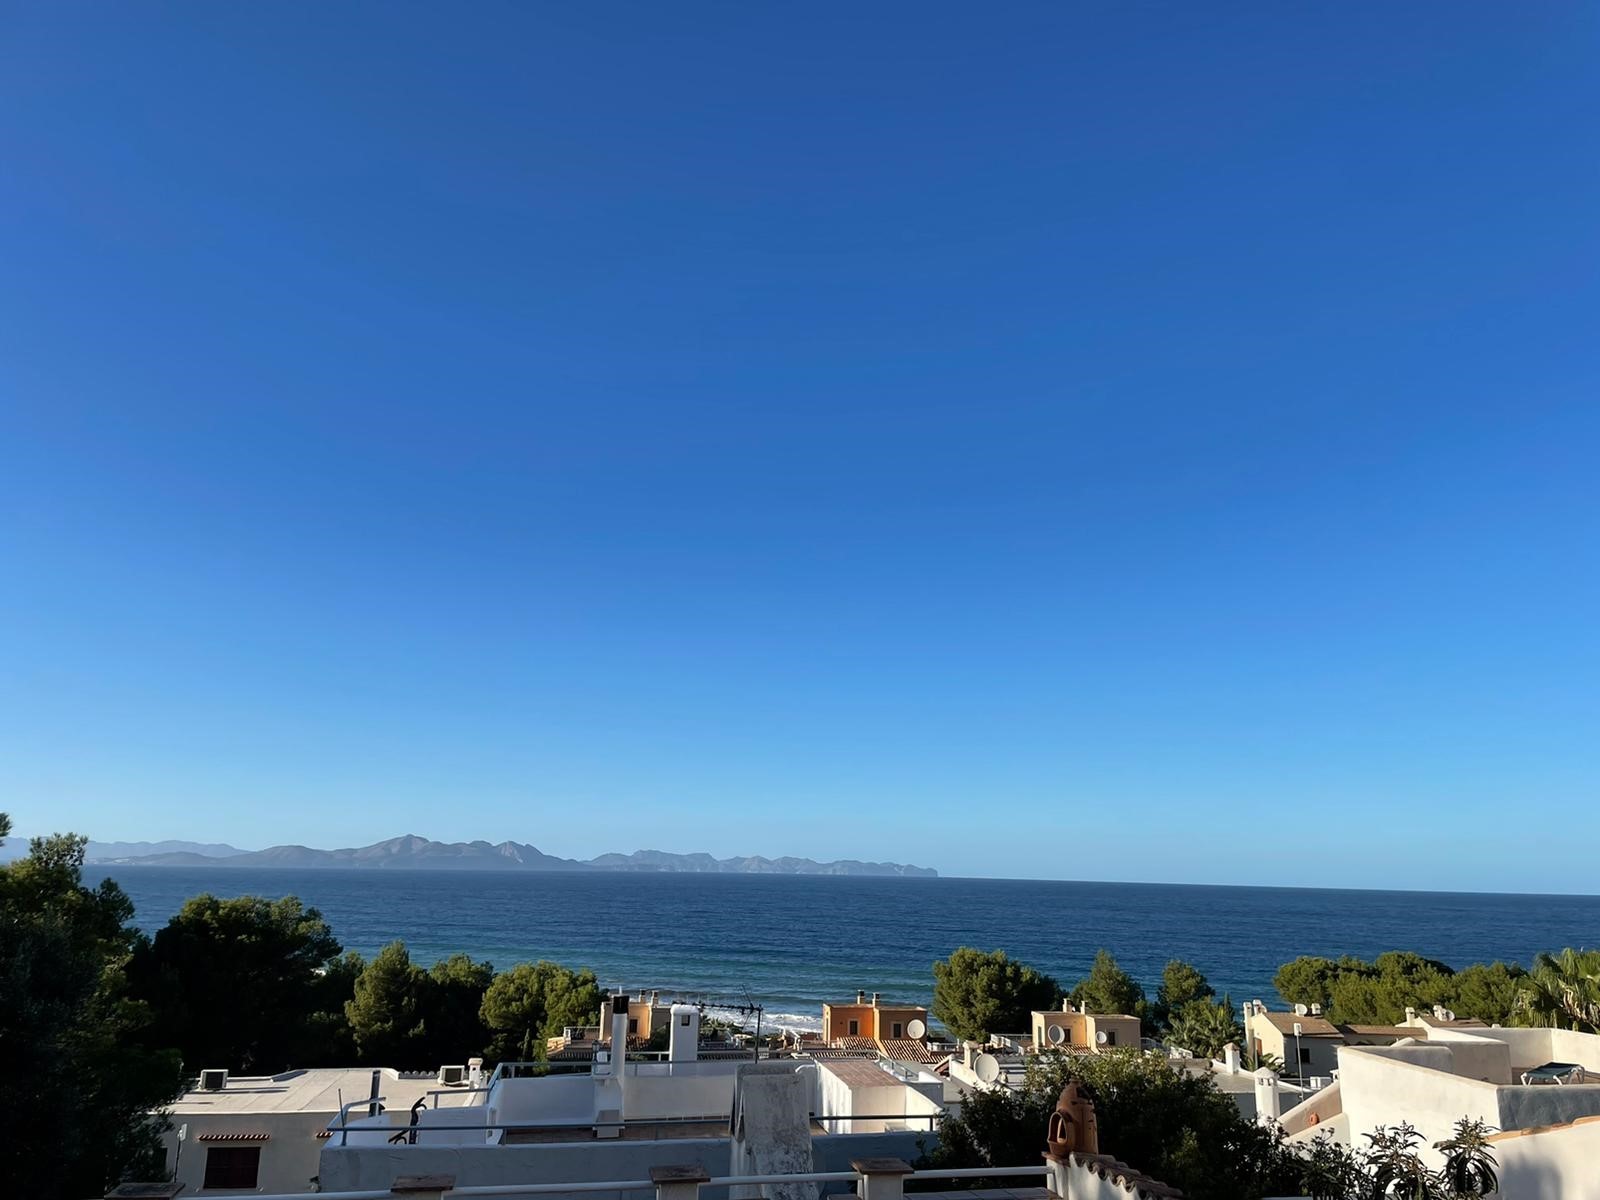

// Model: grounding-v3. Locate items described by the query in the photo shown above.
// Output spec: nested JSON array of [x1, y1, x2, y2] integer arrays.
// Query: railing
[[202, 1157, 1053, 1200], [488, 1053, 764, 1087], [332, 1098, 742, 1146], [336, 1096, 943, 1146]]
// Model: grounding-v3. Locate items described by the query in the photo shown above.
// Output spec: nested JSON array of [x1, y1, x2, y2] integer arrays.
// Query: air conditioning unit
[[199, 1069, 228, 1092], [437, 1065, 467, 1086]]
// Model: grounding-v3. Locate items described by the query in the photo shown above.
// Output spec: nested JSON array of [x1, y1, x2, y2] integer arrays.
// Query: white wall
[[1495, 1118, 1600, 1200], [488, 1075, 596, 1126], [319, 1131, 934, 1197], [625, 1072, 735, 1121], [163, 1112, 329, 1195], [1337, 1046, 1501, 1159], [1412, 1029, 1512, 1084]]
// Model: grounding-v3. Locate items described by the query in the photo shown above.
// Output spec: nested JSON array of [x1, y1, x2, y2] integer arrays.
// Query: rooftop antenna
[[705, 987, 767, 1061]]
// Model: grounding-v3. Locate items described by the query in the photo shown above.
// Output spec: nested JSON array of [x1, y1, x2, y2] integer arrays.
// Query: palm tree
[[1165, 999, 1244, 1060], [1241, 1043, 1285, 1074], [1513, 948, 1600, 1032]]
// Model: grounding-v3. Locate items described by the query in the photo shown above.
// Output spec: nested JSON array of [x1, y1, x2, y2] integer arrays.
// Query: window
[[680, 1014, 691, 1026], [848, 1019, 859, 1036], [628, 1018, 638, 1035], [1103, 1030, 1116, 1046], [203, 1145, 261, 1189], [1299, 1047, 1312, 1064], [892, 1022, 904, 1038]]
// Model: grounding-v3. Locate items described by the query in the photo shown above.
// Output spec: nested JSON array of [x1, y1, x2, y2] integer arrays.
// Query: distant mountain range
[[12, 833, 936, 877]]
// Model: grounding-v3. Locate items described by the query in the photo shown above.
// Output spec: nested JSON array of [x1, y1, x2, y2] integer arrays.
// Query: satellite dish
[[1443, 1009, 1456, 1022], [1046, 1025, 1066, 1045], [1095, 1030, 1109, 1045], [974, 1053, 1001, 1083], [1294, 1003, 1309, 1017], [906, 1018, 926, 1039]]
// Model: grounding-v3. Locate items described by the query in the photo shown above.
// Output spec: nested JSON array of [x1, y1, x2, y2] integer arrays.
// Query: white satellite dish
[[1294, 1003, 1309, 1017], [974, 1053, 1001, 1083], [1095, 1030, 1109, 1045], [1443, 1009, 1456, 1022], [906, 1017, 926, 1039], [1046, 1024, 1066, 1045]]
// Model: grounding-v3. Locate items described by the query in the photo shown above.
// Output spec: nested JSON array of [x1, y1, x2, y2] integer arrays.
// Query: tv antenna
[[700, 986, 767, 1060]]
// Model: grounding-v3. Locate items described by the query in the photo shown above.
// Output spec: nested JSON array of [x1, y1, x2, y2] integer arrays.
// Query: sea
[[87, 868, 1600, 1033]]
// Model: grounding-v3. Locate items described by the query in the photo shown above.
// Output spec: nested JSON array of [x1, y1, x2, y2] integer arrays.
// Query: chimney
[[872, 992, 881, 1006], [1254, 1069, 1281, 1123], [1062, 998, 1072, 1013], [1223, 1043, 1241, 1075], [651, 990, 660, 1006], [857, 990, 866, 1005], [668, 1004, 699, 1064], [1404, 1006, 1417, 1024]]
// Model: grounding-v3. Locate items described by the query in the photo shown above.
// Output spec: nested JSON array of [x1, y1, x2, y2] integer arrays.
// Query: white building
[[160, 1065, 479, 1195], [1277, 1024, 1600, 1199], [318, 1000, 943, 1195]]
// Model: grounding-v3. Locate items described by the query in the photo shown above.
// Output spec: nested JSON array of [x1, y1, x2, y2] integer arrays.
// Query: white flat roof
[[170, 1068, 476, 1115]]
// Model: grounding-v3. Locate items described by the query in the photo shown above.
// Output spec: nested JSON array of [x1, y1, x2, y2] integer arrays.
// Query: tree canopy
[[1273, 952, 1526, 1026], [346, 940, 430, 1064], [932, 1048, 1302, 1200], [0, 821, 186, 1200], [1070, 949, 1148, 1025], [480, 960, 603, 1061], [129, 893, 346, 1074], [931, 947, 1062, 1042], [420, 952, 495, 1063]]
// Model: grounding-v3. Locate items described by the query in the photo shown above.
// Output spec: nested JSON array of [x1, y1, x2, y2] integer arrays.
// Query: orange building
[[822, 990, 930, 1045], [599, 990, 672, 1045]]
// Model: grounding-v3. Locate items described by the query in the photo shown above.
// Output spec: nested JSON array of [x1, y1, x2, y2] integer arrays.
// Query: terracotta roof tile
[[878, 1038, 940, 1064]]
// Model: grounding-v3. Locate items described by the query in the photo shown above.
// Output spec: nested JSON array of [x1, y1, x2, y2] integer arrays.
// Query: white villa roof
[[170, 1068, 474, 1116]]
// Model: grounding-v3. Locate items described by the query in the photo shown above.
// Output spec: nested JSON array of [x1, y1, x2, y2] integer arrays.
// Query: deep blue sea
[[87, 868, 1600, 1031]]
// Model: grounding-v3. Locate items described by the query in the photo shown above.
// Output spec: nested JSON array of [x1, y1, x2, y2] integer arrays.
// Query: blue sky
[[2, 3, 1596, 889]]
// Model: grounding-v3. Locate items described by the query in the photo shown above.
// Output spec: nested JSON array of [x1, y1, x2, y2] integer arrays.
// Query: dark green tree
[[420, 952, 494, 1063], [1153, 959, 1214, 1030], [1070, 949, 1147, 1023], [931, 1048, 1302, 1200], [0, 821, 186, 1200], [305, 949, 366, 1062], [930, 947, 1062, 1042], [480, 960, 602, 1062], [345, 940, 429, 1064], [1448, 962, 1524, 1026], [129, 893, 346, 1073], [1273, 951, 1506, 1027]]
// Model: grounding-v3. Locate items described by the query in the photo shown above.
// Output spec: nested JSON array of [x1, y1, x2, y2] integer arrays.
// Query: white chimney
[[468, 1057, 484, 1089], [606, 993, 631, 1073], [857, 990, 866, 1005], [872, 992, 881, 1006], [1223, 1043, 1241, 1075], [669, 1004, 700, 1064], [1254, 1069, 1281, 1123], [1404, 1006, 1417, 1024], [1062, 998, 1072, 1013]]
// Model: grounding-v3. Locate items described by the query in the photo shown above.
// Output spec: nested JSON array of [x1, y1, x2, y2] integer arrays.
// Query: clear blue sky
[[2, 3, 1596, 890]]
